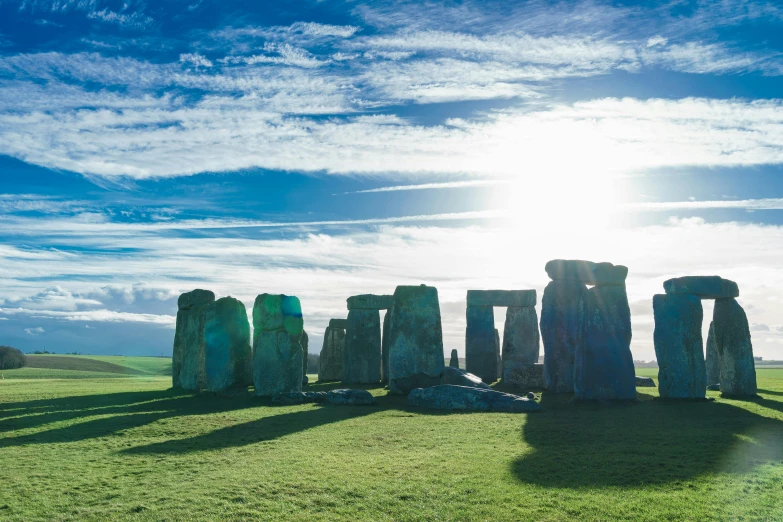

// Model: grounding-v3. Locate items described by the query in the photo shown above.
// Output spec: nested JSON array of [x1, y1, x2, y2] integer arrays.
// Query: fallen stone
[[449, 349, 459, 368], [387, 285, 445, 394], [343, 308, 382, 384], [545, 259, 628, 285], [653, 294, 706, 399], [253, 330, 303, 397], [575, 284, 636, 400], [271, 391, 328, 405], [466, 290, 536, 308], [502, 306, 540, 382], [465, 305, 498, 383], [318, 325, 345, 382], [329, 318, 348, 329], [381, 310, 391, 384], [663, 276, 739, 299], [706, 321, 720, 385], [326, 389, 376, 405], [204, 297, 252, 393], [503, 362, 544, 388], [408, 385, 542, 413], [441, 366, 490, 389], [706, 384, 721, 391], [173, 290, 215, 390], [635, 376, 655, 387], [540, 280, 585, 393], [300, 330, 309, 386], [252, 294, 304, 336], [347, 294, 394, 310], [713, 298, 757, 397]]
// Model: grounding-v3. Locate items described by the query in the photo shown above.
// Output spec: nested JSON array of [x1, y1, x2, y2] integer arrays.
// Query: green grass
[[1, 355, 171, 380], [1, 365, 783, 521]]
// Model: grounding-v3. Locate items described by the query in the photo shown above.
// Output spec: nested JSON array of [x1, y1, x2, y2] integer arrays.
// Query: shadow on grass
[[512, 391, 783, 488]]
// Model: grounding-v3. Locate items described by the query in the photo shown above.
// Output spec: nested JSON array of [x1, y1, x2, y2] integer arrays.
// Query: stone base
[[503, 362, 544, 388]]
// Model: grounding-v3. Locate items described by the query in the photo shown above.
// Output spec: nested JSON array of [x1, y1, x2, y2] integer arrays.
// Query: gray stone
[[381, 310, 391, 384], [540, 280, 586, 393], [441, 366, 490, 389], [253, 330, 303, 397], [466, 290, 537, 308], [300, 330, 309, 386], [635, 376, 655, 387], [387, 285, 445, 394], [502, 306, 540, 382], [713, 298, 757, 398], [326, 389, 376, 405], [503, 362, 544, 388], [663, 276, 739, 299], [408, 385, 542, 413], [204, 297, 252, 393], [347, 294, 394, 310], [495, 328, 502, 380], [465, 306, 497, 383], [318, 324, 345, 382], [271, 391, 328, 405], [177, 289, 215, 311], [173, 290, 215, 390], [575, 284, 636, 401], [652, 294, 706, 399], [707, 384, 721, 391], [527, 392, 537, 400], [449, 349, 459, 368], [706, 321, 720, 385], [329, 318, 348, 329], [252, 294, 304, 336], [343, 308, 381, 384], [545, 259, 628, 285]]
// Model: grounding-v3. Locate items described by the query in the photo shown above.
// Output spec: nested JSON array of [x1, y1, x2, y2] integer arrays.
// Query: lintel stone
[[466, 289, 536, 308], [347, 294, 394, 310], [545, 259, 628, 285], [663, 276, 739, 299], [329, 318, 348, 329]]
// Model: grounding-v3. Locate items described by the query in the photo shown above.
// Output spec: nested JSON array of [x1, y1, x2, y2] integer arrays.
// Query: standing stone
[[252, 294, 304, 397], [343, 309, 381, 384], [502, 306, 541, 384], [540, 280, 585, 393], [713, 298, 757, 398], [318, 323, 345, 382], [173, 289, 215, 391], [575, 284, 636, 400], [705, 321, 720, 385], [465, 306, 497, 382], [545, 259, 628, 286], [381, 311, 391, 384], [449, 349, 459, 368], [204, 297, 252, 393], [652, 294, 706, 399], [301, 330, 309, 386], [495, 328, 502, 380], [387, 285, 445, 394]]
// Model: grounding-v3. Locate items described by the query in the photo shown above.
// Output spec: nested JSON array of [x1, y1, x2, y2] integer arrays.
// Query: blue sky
[[1, 0, 783, 360]]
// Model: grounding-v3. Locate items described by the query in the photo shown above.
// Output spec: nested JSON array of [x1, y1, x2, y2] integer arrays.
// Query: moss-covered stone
[[203, 297, 252, 393]]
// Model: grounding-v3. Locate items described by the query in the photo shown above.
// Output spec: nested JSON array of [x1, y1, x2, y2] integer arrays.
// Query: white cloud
[[87, 8, 154, 30], [179, 53, 212, 68], [289, 22, 360, 38], [24, 326, 45, 336], [646, 35, 668, 47]]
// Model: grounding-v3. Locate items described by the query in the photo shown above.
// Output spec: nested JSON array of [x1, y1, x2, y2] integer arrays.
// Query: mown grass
[[1, 361, 782, 521]]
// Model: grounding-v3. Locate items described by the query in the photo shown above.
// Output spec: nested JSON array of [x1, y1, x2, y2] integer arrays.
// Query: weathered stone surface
[[253, 330, 303, 396], [343, 308, 381, 384], [441, 366, 490, 389], [173, 290, 215, 390], [545, 259, 628, 285], [663, 276, 739, 299], [177, 289, 215, 311], [495, 328, 502, 379], [706, 321, 720, 385], [713, 298, 757, 397], [318, 324, 345, 382], [540, 280, 585, 393], [381, 311, 391, 384], [466, 290, 536, 308], [300, 330, 309, 386], [575, 284, 636, 400], [203, 297, 252, 393], [653, 294, 706, 399], [503, 362, 544, 388], [527, 392, 537, 400], [387, 285, 445, 394], [502, 306, 540, 383], [326, 389, 376, 405], [449, 349, 459, 368], [408, 385, 542, 413], [252, 294, 304, 336], [465, 306, 497, 383], [635, 376, 655, 387], [707, 384, 721, 391], [347, 294, 394, 310], [329, 318, 348, 329], [271, 391, 327, 405]]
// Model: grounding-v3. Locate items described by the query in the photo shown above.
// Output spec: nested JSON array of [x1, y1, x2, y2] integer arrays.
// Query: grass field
[[1, 357, 782, 521]]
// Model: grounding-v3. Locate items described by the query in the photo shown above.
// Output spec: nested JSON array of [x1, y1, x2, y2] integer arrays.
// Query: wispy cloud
[[341, 180, 510, 194]]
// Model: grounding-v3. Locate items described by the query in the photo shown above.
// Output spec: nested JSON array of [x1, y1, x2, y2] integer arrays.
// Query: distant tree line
[[306, 353, 319, 373], [0, 346, 26, 370]]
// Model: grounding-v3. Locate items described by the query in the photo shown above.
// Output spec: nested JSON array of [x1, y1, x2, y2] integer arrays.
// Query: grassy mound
[[4, 355, 172, 379]]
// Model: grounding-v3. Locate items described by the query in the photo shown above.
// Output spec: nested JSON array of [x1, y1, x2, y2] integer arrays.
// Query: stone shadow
[[511, 391, 783, 488]]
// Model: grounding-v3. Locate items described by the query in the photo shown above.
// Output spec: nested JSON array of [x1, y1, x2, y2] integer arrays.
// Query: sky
[[1, 0, 783, 361]]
